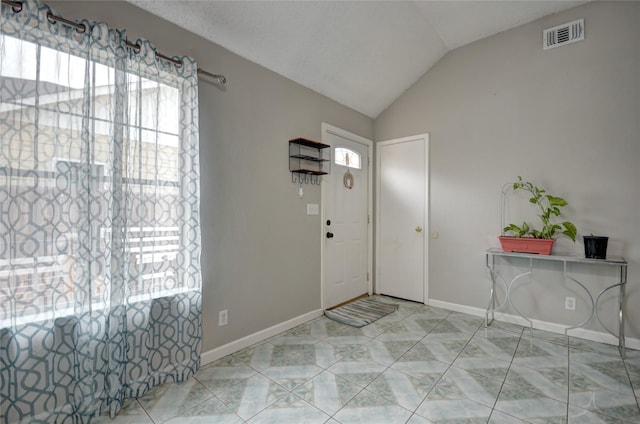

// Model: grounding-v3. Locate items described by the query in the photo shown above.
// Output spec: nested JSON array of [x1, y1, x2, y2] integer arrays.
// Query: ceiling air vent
[[543, 19, 584, 50]]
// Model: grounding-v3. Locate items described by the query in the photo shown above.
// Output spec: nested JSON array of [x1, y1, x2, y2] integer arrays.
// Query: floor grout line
[[101, 298, 640, 423]]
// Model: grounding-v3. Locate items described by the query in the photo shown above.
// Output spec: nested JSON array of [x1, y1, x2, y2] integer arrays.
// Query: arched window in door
[[334, 147, 361, 169]]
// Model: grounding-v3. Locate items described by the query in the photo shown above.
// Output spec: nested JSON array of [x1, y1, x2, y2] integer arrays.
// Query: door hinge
[[367, 272, 370, 281], [368, 214, 370, 224]]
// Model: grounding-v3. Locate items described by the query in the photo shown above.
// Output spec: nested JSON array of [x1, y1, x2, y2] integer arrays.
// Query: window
[[0, 34, 185, 326], [334, 147, 361, 169]]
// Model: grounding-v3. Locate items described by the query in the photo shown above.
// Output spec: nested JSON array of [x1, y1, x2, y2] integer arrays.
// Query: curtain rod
[[1, 0, 227, 85]]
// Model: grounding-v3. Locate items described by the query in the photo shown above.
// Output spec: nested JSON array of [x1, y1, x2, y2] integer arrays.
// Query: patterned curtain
[[0, 0, 202, 422]]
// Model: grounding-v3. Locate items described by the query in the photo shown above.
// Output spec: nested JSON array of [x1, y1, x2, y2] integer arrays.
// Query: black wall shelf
[[289, 138, 330, 185]]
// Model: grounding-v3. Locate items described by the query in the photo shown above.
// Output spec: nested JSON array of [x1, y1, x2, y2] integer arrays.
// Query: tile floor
[[97, 296, 640, 423]]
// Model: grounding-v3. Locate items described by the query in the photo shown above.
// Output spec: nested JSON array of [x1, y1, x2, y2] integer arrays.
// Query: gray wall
[[48, 0, 640, 346], [50, 1, 373, 352], [375, 1, 640, 340]]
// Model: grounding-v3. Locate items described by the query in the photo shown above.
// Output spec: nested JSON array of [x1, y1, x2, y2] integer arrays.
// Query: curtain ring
[[10, 0, 23, 13], [46, 12, 86, 33], [126, 41, 142, 54]]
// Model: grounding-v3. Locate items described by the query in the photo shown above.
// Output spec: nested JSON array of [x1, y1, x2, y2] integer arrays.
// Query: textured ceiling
[[129, 1, 587, 118]]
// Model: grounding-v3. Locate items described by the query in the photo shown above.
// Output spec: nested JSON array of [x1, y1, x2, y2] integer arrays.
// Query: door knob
[[415, 226, 423, 233], [326, 232, 334, 239]]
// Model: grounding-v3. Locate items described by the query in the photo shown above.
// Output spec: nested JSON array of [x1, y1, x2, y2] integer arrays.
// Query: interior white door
[[323, 125, 371, 309], [376, 134, 428, 303]]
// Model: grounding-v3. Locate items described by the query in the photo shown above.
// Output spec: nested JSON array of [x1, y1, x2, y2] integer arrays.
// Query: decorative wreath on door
[[343, 170, 354, 190]]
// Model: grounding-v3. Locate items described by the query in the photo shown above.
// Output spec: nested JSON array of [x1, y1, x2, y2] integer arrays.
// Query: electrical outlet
[[565, 297, 576, 311], [218, 309, 228, 326]]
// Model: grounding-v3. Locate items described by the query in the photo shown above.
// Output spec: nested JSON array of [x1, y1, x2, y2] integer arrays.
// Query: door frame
[[375, 134, 430, 304], [320, 123, 373, 310]]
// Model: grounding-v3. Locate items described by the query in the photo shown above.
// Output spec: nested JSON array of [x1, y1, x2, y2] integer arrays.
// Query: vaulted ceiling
[[129, 1, 587, 118]]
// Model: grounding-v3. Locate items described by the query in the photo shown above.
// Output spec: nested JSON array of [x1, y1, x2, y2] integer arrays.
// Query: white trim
[[428, 299, 640, 351], [375, 134, 430, 303], [320, 123, 374, 310], [201, 309, 323, 365]]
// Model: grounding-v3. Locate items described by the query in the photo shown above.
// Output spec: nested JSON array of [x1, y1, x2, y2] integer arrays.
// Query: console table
[[485, 248, 628, 356]]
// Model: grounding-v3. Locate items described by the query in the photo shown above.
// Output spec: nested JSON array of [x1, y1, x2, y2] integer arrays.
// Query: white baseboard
[[201, 309, 324, 365], [428, 299, 640, 351]]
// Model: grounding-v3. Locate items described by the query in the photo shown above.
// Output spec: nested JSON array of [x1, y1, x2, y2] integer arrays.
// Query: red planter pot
[[498, 236, 555, 255]]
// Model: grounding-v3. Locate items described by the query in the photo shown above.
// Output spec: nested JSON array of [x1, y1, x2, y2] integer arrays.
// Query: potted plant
[[583, 234, 608, 259], [500, 176, 577, 255]]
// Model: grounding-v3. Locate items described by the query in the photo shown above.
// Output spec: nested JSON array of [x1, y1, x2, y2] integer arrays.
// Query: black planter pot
[[584, 236, 608, 259]]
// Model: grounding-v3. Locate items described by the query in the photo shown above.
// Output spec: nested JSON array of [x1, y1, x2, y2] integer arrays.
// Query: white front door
[[376, 134, 429, 303], [322, 124, 372, 309]]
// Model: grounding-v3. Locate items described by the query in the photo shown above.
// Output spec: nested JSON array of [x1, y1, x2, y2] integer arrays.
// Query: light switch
[[307, 203, 319, 215]]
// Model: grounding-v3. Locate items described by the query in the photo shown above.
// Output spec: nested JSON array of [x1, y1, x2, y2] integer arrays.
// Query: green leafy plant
[[503, 176, 577, 241]]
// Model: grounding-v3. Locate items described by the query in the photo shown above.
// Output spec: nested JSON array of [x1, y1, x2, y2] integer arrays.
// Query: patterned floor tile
[[333, 389, 413, 424], [330, 342, 377, 363], [569, 387, 640, 422], [485, 320, 526, 336], [570, 362, 632, 396], [488, 409, 530, 423], [627, 372, 640, 398], [279, 341, 321, 357], [410, 305, 451, 319], [446, 312, 486, 326], [404, 316, 447, 334], [216, 373, 290, 421], [390, 351, 450, 387], [96, 297, 640, 424], [366, 367, 435, 410], [504, 363, 568, 403], [162, 396, 244, 424], [267, 333, 320, 347], [415, 384, 494, 422], [434, 366, 503, 407], [569, 337, 623, 358], [406, 413, 432, 423], [324, 335, 373, 346], [271, 341, 334, 367], [430, 315, 482, 336], [532, 344, 640, 422], [571, 349, 628, 376], [452, 354, 512, 383], [261, 364, 323, 391], [415, 332, 472, 364], [309, 317, 371, 339], [568, 404, 636, 424], [364, 336, 421, 365], [373, 310, 410, 324], [247, 393, 330, 423], [137, 379, 216, 423], [278, 322, 315, 338], [195, 356, 257, 395], [622, 348, 640, 377], [528, 328, 570, 345], [232, 342, 289, 371], [378, 318, 432, 337], [327, 359, 388, 387], [512, 337, 568, 370], [360, 320, 397, 338], [94, 399, 153, 424], [292, 370, 362, 415], [458, 330, 520, 363], [302, 340, 348, 368], [493, 382, 568, 422]]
